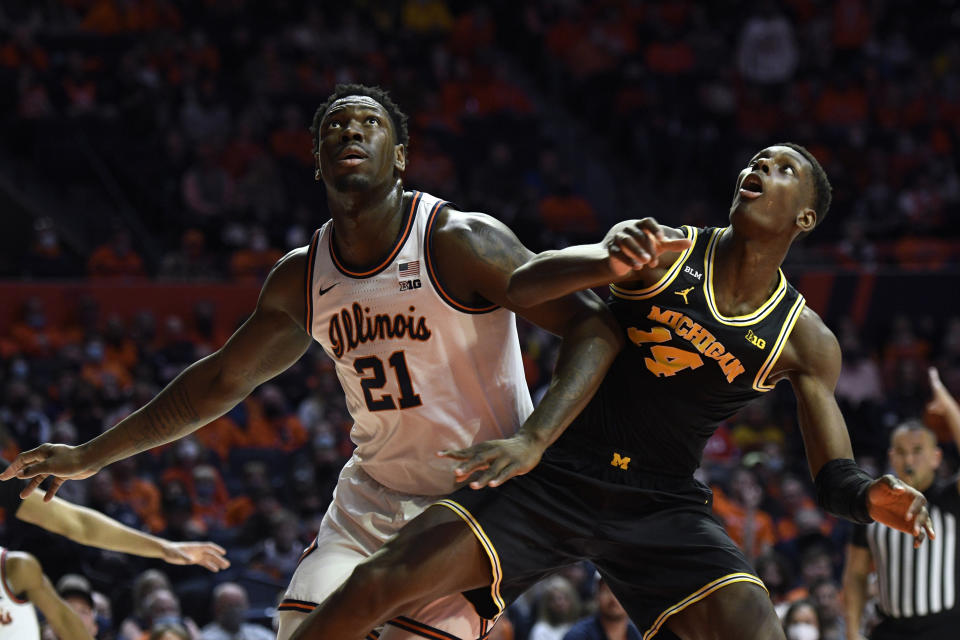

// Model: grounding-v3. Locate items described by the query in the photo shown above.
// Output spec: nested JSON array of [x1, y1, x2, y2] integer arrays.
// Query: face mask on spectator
[[786, 622, 819, 640], [153, 615, 183, 628]]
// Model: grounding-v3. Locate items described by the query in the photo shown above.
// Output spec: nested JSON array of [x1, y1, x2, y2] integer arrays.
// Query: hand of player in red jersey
[[439, 433, 544, 489], [867, 474, 935, 548], [602, 217, 692, 277], [0, 443, 100, 501]]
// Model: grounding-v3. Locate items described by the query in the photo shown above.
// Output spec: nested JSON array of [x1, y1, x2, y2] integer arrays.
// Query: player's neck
[[328, 180, 405, 268], [711, 227, 790, 316]]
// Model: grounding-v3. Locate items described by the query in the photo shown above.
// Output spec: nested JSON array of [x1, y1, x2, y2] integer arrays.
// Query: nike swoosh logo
[[318, 283, 338, 296]]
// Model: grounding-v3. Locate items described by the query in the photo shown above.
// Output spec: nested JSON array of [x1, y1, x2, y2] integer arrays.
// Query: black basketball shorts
[[435, 447, 765, 640]]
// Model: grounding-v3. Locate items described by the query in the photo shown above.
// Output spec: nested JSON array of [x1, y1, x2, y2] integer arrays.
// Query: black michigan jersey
[[556, 225, 806, 477]]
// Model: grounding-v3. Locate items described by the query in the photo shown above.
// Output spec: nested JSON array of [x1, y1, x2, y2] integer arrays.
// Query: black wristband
[[814, 458, 874, 524]]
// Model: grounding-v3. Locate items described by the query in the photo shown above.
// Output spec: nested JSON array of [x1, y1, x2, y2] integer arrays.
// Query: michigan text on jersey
[[637, 306, 746, 383]]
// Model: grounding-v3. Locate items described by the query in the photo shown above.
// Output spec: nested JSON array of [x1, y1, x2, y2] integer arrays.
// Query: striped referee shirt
[[851, 477, 960, 622]]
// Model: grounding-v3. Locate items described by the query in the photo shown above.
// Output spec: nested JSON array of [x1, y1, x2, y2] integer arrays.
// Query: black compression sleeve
[[814, 458, 874, 524]]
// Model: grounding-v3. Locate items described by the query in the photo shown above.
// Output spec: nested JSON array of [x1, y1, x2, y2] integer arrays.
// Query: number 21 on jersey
[[354, 350, 422, 411]]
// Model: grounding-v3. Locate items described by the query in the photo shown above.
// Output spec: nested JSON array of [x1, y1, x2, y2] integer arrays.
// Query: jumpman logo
[[674, 287, 694, 304]]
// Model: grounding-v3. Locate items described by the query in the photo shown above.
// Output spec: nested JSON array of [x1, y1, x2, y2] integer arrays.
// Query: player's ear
[[796, 207, 816, 232], [314, 151, 322, 181], [394, 144, 406, 172]]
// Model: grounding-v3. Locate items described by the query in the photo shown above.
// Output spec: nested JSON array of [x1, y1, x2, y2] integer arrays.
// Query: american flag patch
[[398, 261, 420, 278]]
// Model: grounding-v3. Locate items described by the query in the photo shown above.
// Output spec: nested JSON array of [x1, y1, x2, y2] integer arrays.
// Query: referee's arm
[[842, 541, 872, 640]]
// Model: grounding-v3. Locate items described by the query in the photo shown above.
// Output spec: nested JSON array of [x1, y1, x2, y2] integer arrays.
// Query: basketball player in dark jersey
[[281, 143, 935, 640]]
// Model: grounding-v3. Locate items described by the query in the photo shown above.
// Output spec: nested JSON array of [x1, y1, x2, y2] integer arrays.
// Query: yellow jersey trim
[[752, 294, 806, 392], [435, 499, 505, 618], [642, 572, 768, 640], [610, 226, 697, 300], [703, 227, 787, 326]]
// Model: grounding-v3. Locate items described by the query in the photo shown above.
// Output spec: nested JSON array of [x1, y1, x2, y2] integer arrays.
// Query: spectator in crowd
[[529, 576, 582, 640], [86, 228, 146, 280], [159, 230, 221, 281], [809, 578, 845, 640], [200, 582, 273, 640], [119, 570, 173, 640], [23, 217, 78, 279], [735, 0, 798, 85], [713, 465, 778, 562], [137, 589, 200, 640], [782, 599, 822, 640], [562, 574, 640, 640]]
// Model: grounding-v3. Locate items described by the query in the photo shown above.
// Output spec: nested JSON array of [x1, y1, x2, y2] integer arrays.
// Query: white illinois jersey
[[305, 190, 534, 495], [0, 548, 40, 639]]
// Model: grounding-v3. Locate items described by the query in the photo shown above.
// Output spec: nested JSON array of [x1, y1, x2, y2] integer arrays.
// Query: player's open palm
[[439, 434, 543, 489], [867, 474, 935, 547], [0, 443, 100, 501]]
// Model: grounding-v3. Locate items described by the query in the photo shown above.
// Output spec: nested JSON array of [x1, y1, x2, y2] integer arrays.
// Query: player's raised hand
[[867, 474, 935, 548], [927, 366, 959, 416], [0, 443, 100, 501], [439, 434, 543, 489], [161, 541, 231, 572], [602, 217, 692, 277]]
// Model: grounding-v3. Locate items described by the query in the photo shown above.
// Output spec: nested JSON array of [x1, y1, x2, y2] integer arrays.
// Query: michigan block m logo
[[610, 452, 631, 470]]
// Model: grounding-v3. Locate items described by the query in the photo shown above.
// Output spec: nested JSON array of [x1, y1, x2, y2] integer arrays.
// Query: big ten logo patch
[[399, 279, 422, 292], [745, 329, 766, 349]]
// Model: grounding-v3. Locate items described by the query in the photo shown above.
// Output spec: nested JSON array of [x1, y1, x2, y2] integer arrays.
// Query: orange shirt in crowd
[[87, 245, 146, 279], [712, 487, 777, 558], [113, 477, 165, 533], [194, 415, 249, 462]]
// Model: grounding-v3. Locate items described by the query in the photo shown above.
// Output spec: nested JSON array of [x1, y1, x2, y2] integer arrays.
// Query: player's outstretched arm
[[0, 249, 314, 500], [6, 552, 94, 640], [431, 210, 624, 487], [15, 493, 229, 571], [780, 308, 934, 546], [507, 217, 691, 307]]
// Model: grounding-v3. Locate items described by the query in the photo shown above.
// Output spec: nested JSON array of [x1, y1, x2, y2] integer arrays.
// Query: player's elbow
[[203, 350, 258, 405], [506, 263, 541, 307]]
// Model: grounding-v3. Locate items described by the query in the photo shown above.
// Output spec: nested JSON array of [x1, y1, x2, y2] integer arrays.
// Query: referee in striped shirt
[[843, 368, 960, 640]]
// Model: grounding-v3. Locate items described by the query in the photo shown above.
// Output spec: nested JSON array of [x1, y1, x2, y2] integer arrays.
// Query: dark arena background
[[1, 2, 959, 639]]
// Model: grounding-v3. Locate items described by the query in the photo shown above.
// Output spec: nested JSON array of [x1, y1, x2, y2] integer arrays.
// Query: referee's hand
[[867, 474, 936, 548]]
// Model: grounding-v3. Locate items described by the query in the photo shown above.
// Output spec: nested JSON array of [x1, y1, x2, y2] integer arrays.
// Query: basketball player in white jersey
[[0, 546, 93, 640], [2, 84, 626, 640]]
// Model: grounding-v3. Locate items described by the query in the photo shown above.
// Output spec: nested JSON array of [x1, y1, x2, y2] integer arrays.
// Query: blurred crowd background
[[1, 1, 959, 639]]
